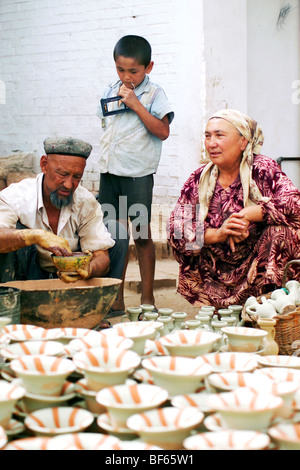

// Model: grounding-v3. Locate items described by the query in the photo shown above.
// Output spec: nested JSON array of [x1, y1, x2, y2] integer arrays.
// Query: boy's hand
[[119, 84, 139, 111]]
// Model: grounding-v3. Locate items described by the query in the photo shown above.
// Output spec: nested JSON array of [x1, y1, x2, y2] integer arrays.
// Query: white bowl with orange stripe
[[102, 322, 157, 355], [2, 325, 64, 343], [254, 367, 300, 384], [72, 347, 141, 392], [0, 340, 65, 362], [126, 406, 204, 450], [159, 330, 221, 357], [141, 356, 212, 396], [0, 380, 26, 429], [171, 392, 216, 415], [221, 326, 268, 353], [183, 430, 270, 450], [96, 383, 169, 428], [50, 328, 101, 344], [268, 423, 300, 450], [207, 388, 283, 431], [256, 355, 300, 370], [69, 334, 134, 353], [0, 425, 7, 450], [201, 352, 258, 373], [3, 437, 52, 451], [24, 406, 94, 437], [9, 355, 76, 397]]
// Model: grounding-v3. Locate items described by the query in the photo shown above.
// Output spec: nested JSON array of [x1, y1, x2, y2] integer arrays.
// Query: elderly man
[[0, 137, 128, 297]]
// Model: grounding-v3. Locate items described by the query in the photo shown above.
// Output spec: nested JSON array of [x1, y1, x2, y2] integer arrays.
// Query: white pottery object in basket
[[141, 356, 212, 396], [9, 355, 76, 397], [126, 406, 204, 450], [207, 388, 283, 431], [72, 347, 140, 392], [285, 280, 300, 306], [221, 327, 268, 353]]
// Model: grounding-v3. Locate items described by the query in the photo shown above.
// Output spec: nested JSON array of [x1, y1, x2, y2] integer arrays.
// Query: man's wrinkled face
[[41, 154, 86, 209]]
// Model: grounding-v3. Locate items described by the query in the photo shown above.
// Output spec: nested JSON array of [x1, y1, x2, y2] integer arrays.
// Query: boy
[[97, 35, 174, 316]]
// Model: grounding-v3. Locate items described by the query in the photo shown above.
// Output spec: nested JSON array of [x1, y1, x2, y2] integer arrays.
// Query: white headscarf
[[199, 109, 270, 221]]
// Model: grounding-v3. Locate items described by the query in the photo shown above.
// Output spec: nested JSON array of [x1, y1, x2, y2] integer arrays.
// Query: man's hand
[[28, 229, 72, 256]]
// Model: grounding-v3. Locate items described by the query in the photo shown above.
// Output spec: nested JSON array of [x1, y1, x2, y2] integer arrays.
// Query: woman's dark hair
[[113, 35, 152, 67]]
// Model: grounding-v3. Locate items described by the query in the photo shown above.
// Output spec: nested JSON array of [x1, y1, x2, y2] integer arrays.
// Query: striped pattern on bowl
[[142, 356, 212, 376], [70, 335, 133, 352], [0, 341, 65, 361], [207, 371, 273, 392], [160, 330, 220, 346], [254, 367, 300, 383], [183, 430, 270, 450], [0, 379, 26, 401], [207, 388, 283, 412], [10, 355, 76, 376], [221, 326, 268, 338], [0, 425, 7, 449], [127, 406, 204, 431], [257, 355, 300, 369], [2, 325, 64, 342], [96, 383, 168, 408], [24, 407, 94, 436], [73, 347, 140, 371], [201, 352, 258, 372], [109, 322, 156, 339], [171, 393, 215, 413], [48, 432, 120, 450], [3, 437, 51, 451]]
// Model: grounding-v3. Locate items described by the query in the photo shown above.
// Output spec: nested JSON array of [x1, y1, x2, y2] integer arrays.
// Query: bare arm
[[0, 228, 71, 256], [119, 85, 170, 141]]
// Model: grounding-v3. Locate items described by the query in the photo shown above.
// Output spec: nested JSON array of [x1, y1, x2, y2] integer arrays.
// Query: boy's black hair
[[113, 35, 152, 67]]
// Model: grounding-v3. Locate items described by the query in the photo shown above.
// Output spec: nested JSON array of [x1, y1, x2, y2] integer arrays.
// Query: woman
[[167, 109, 300, 308]]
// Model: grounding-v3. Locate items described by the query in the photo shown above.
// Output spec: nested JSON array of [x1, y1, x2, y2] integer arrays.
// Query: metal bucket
[[0, 287, 21, 324]]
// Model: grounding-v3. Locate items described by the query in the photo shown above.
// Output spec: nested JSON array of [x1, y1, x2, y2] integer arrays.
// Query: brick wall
[[0, 0, 206, 209]]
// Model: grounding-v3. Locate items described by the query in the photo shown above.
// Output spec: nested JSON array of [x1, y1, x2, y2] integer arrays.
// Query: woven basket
[[241, 260, 300, 356]]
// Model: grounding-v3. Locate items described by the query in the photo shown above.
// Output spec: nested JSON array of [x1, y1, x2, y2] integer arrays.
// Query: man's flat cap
[[43, 136, 92, 159]]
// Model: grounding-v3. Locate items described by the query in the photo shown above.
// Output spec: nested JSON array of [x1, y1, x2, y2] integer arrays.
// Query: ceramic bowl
[[268, 423, 300, 450], [254, 367, 300, 384], [110, 441, 163, 450], [72, 347, 141, 391], [221, 326, 268, 353], [0, 380, 26, 429], [48, 432, 120, 450], [141, 356, 212, 396], [75, 378, 108, 415], [0, 425, 7, 450], [201, 352, 258, 373], [96, 412, 138, 440], [10, 355, 76, 397], [102, 322, 157, 355], [256, 355, 300, 370], [207, 388, 283, 431], [2, 325, 64, 343], [3, 437, 52, 450], [126, 406, 204, 450], [159, 330, 221, 357], [183, 430, 270, 451], [0, 340, 65, 361], [70, 334, 134, 353], [0, 317, 11, 334], [50, 328, 101, 345], [51, 252, 92, 273], [96, 383, 169, 428], [24, 406, 94, 437], [171, 392, 215, 415]]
